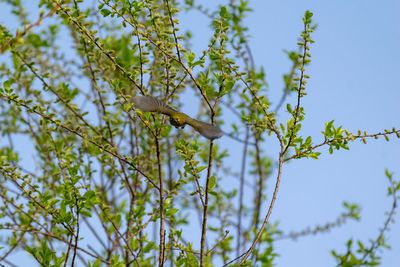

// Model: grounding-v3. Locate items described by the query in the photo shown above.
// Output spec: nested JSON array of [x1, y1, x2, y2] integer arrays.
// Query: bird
[[132, 95, 223, 140]]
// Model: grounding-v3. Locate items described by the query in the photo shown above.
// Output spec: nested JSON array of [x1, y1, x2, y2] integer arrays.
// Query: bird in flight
[[132, 95, 223, 140]]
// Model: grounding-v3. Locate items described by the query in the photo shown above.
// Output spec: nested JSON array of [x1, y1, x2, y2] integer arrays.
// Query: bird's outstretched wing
[[185, 117, 224, 140], [132, 95, 177, 116], [132, 95, 223, 140]]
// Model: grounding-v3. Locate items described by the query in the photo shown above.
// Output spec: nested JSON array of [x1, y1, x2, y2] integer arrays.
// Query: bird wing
[[132, 95, 177, 116], [185, 117, 224, 140], [132, 95, 224, 140]]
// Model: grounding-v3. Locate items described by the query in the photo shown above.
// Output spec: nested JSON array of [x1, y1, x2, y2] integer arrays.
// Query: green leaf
[[100, 9, 112, 17], [208, 175, 216, 191]]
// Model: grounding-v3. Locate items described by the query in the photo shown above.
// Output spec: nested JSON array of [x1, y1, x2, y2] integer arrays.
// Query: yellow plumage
[[132, 96, 223, 140]]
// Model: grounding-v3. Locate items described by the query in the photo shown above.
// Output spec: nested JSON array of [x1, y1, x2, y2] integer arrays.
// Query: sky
[[247, 1, 400, 266], [181, 1, 400, 266], [1, 1, 400, 266]]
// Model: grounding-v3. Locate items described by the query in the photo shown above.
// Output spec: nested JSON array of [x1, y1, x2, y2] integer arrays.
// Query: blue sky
[[1, 1, 400, 266], [183, 0, 400, 266], [235, 1, 400, 266]]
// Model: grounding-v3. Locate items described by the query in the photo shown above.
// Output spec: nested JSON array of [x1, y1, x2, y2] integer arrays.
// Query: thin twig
[[285, 129, 400, 162], [236, 127, 249, 256], [200, 141, 214, 267], [223, 153, 284, 266], [155, 136, 166, 267], [357, 176, 398, 266]]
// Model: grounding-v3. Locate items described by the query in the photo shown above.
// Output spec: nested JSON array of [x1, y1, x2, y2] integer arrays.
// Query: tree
[[0, 1, 399, 266]]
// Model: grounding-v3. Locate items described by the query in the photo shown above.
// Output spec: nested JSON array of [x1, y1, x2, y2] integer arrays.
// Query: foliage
[[0, 1, 399, 266]]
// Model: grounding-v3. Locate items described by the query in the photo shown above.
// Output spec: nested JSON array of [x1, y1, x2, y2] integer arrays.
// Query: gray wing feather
[[187, 118, 224, 140], [132, 95, 176, 116]]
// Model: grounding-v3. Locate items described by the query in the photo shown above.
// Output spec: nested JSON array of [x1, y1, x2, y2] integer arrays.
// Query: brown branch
[[0, 4, 58, 53], [0, 94, 159, 190], [282, 22, 310, 156], [54, 2, 143, 94], [200, 140, 215, 267], [252, 134, 264, 230], [0, 226, 109, 264], [357, 175, 398, 266], [155, 136, 166, 267], [165, 0, 182, 62], [236, 127, 249, 256], [207, 230, 230, 256], [99, 0, 213, 112], [276, 212, 356, 241], [223, 152, 284, 266], [285, 128, 400, 162]]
